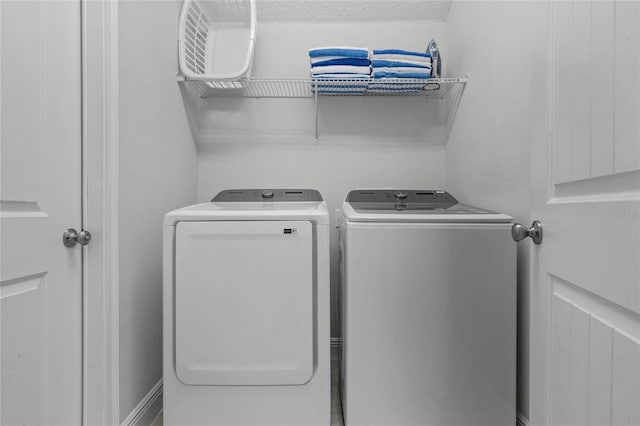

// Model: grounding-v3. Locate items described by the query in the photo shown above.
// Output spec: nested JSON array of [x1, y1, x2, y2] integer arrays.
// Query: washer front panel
[[340, 222, 516, 425]]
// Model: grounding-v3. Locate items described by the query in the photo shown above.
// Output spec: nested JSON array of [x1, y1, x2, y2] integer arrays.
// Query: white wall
[[118, 1, 198, 421], [445, 1, 535, 419], [194, 20, 449, 336], [116, 1, 537, 419]]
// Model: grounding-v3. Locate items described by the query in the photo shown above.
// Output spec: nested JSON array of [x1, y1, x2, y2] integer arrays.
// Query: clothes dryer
[[338, 189, 516, 426], [163, 189, 330, 426]]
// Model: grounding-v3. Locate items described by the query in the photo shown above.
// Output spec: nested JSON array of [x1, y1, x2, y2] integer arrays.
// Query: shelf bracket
[[444, 74, 469, 140]]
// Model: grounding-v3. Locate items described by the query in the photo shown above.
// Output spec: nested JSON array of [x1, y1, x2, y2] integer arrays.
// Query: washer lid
[[212, 189, 323, 202], [343, 189, 513, 223]]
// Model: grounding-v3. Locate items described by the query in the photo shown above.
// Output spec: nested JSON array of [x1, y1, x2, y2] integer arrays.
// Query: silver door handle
[[63, 228, 92, 247], [511, 221, 543, 244]]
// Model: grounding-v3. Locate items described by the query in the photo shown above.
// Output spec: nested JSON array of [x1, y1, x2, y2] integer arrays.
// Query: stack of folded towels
[[370, 49, 433, 92], [309, 46, 371, 94]]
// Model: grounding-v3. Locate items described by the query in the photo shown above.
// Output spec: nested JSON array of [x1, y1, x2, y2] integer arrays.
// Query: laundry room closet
[[3, 0, 639, 424], [114, 0, 636, 424]]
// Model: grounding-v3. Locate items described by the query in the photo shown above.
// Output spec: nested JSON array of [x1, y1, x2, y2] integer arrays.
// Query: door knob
[[511, 221, 543, 244], [63, 228, 92, 247]]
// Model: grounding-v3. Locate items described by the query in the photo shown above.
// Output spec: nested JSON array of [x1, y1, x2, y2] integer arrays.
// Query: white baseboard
[[516, 411, 529, 426], [331, 337, 342, 360], [121, 379, 163, 426]]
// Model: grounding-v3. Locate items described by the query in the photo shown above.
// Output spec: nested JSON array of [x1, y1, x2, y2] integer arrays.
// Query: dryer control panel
[[212, 189, 323, 202]]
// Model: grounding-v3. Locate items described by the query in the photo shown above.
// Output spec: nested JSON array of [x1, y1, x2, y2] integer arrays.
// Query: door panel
[[0, 275, 44, 426], [552, 1, 640, 183], [1, 1, 82, 424], [550, 276, 640, 426], [613, 1, 640, 174], [530, 1, 640, 425], [588, 316, 613, 426], [590, 1, 615, 179]]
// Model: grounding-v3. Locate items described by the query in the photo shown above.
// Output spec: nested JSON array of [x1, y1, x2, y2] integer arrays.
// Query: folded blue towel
[[310, 56, 345, 64], [371, 59, 431, 69], [372, 67, 431, 74], [372, 70, 431, 79], [309, 46, 369, 58], [371, 54, 432, 64], [311, 65, 371, 75], [311, 73, 371, 79], [372, 49, 431, 58], [311, 58, 371, 67]]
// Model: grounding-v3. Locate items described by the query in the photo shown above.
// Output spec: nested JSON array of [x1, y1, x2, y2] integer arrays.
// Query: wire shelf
[[178, 76, 468, 143], [179, 77, 467, 99]]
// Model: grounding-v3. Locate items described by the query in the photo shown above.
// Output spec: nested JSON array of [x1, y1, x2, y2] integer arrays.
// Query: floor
[[151, 360, 345, 426]]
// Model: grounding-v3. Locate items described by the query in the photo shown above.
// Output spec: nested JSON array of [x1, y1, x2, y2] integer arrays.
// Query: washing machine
[[338, 189, 516, 426], [163, 189, 331, 426]]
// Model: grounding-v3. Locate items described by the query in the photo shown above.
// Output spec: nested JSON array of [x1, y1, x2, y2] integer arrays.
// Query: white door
[[529, 1, 640, 425], [1, 1, 83, 424]]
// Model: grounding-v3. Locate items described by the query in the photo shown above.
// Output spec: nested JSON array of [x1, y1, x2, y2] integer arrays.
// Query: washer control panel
[[346, 190, 458, 211], [212, 189, 324, 202]]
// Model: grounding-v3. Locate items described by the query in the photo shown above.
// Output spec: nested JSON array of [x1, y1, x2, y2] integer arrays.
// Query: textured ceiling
[[255, 0, 452, 22]]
